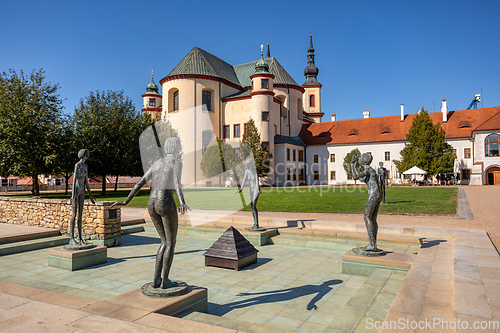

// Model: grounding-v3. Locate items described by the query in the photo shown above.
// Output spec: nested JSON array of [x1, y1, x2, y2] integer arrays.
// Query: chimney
[[441, 98, 447, 123], [400, 103, 404, 122], [363, 110, 370, 119], [331, 114, 336, 122]]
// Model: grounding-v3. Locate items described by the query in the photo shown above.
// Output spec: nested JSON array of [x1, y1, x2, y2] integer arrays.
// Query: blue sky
[[2, 0, 499, 122]]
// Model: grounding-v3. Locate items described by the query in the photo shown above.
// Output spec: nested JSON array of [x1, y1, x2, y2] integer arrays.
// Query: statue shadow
[[280, 220, 316, 229], [383, 200, 413, 204], [210, 279, 343, 315], [120, 234, 161, 247], [420, 239, 447, 248]]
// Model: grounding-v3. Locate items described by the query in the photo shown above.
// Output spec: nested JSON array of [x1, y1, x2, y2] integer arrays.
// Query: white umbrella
[[403, 166, 427, 175]]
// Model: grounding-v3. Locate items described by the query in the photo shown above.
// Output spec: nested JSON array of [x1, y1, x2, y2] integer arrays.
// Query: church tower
[[250, 46, 275, 152], [302, 33, 323, 123], [141, 72, 162, 121]]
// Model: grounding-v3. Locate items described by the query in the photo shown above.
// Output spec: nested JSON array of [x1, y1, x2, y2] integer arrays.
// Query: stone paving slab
[[0, 223, 60, 244]]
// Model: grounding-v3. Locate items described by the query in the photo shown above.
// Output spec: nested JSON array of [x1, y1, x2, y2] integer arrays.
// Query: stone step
[[121, 218, 146, 227], [121, 224, 145, 235], [0, 235, 69, 256], [183, 311, 294, 333], [0, 227, 61, 244]]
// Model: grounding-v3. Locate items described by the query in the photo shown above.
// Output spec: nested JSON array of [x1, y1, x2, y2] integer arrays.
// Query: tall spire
[[303, 32, 320, 86], [266, 41, 271, 58]]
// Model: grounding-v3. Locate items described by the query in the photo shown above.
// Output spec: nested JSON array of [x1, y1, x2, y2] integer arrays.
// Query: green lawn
[[12, 186, 457, 216]]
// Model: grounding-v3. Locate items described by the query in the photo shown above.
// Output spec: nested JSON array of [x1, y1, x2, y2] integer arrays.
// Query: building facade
[[141, 38, 500, 186]]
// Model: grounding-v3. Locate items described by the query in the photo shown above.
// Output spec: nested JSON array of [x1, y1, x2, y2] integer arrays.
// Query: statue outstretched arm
[[236, 171, 249, 194], [111, 167, 152, 208]]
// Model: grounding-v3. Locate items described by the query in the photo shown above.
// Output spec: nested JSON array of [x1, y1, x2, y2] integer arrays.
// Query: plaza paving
[[0, 226, 418, 332], [0, 185, 500, 332]]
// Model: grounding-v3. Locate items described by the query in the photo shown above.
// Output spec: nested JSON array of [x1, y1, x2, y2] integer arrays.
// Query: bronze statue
[[112, 137, 189, 293], [65, 149, 95, 249], [378, 162, 387, 204], [236, 159, 264, 231], [351, 153, 384, 255]]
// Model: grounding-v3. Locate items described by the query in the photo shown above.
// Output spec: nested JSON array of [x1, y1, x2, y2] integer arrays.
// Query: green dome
[[254, 56, 269, 74], [146, 79, 159, 93]]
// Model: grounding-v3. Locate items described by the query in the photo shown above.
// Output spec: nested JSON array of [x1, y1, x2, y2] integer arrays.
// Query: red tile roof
[[299, 106, 500, 146]]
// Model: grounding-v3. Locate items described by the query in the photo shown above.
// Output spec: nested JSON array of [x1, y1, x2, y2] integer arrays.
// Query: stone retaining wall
[[0, 197, 121, 246]]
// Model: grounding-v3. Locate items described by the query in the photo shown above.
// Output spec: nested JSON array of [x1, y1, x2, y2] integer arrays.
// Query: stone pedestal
[[48, 245, 107, 271], [241, 228, 278, 246], [83, 285, 207, 318], [342, 249, 416, 276]]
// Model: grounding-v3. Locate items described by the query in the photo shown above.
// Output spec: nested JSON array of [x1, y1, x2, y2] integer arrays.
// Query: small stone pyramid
[[204, 226, 258, 270]]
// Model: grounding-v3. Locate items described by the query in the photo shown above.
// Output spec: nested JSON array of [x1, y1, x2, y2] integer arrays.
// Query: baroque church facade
[[141, 37, 500, 186]]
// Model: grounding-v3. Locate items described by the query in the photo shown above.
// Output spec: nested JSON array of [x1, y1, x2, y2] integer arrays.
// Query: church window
[[330, 171, 336, 180], [313, 154, 319, 163], [287, 148, 290, 161], [313, 170, 319, 180], [462, 169, 471, 180], [262, 111, 269, 122], [293, 169, 297, 181], [202, 90, 212, 112], [453, 149, 457, 157], [149, 98, 155, 107], [223, 125, 230, 139], [202, 131, 212, 154], [310, 95, 315, 107], [234, 124, 240, 138], [330, 153, 335, 163], [464, 148, 471, 159], [485, 134, 499, 157], [173, 91, 179, 111], [261, 79, 269, 89], [293, 149, 296, 161], [287, 168, 291, 181], [385, 151, 390, 161]]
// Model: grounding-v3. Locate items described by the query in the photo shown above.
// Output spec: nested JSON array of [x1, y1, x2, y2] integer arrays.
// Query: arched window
[[202, 90, 212, 112], [173, 91, 179, 111], [168, 88, 179, 112], [202, 131, 213, 154], [485, 134, 499, 157], [309, 94, 315, 107]]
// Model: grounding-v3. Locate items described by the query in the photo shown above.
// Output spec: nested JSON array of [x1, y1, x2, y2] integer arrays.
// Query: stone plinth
[[48, 245, 107, 271], [0, 197, 121, 247], [241, 228, 278, 246], [342, 249, 416, 276], [84, 285, 207, 318]]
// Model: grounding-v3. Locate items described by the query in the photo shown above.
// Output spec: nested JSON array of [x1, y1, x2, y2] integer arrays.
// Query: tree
[[0, 69, 65, 196], [343, 148, 363, 183], [241, 118, 273, 178], [73, 90, 143, 195], [393, 108, 455, 177], [200, 137, 240, 186]]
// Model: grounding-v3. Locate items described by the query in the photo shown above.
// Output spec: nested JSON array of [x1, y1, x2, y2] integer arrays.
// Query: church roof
[[165, 47, 241, 86], [274, 135, 307, 146], [164, 47, 300, 89], [299, 107, 500, 146], [234, 57, 300, 88]]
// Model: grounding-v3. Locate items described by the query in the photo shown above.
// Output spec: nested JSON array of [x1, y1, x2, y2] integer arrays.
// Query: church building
[[140, 36, 500, 186]]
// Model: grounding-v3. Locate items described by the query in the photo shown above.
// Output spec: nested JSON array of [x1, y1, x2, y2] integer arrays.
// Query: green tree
[[393, 108, 455, 176], [343, 148, 363, 183], [200, 137, 240, 186], [54, 120, 78, 194], [0, 69, 65, 196], [241, 118, 273, 178], [73, 90, 143, 195]]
